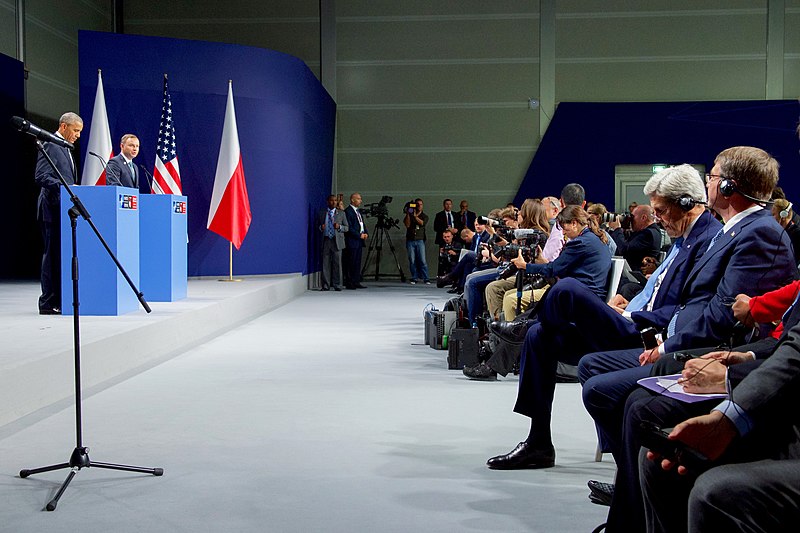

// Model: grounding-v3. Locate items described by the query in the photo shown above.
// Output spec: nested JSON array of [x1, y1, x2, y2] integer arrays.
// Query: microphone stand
[[138, 163, 156, 194], [19, 140, 162, 511]]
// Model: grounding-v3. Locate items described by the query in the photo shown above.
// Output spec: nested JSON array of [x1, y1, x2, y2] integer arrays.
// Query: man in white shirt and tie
[[344, 192, 369, 289], [105, 134, 140, 189]]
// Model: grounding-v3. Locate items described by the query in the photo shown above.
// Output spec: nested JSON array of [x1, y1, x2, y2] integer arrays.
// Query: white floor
[[0, 282, 614, 532]]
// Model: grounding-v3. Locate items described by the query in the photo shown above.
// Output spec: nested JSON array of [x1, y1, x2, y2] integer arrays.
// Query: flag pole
[[220, 241, 242, 282]]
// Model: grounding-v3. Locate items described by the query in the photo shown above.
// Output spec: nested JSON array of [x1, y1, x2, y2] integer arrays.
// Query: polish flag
[[81, 69, 114, 186], [206, 81, 252, 250]]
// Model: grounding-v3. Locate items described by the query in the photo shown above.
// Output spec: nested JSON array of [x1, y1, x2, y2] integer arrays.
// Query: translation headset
[[779, 201, 793, 219], [718, 177, 772, 206], [676, 194, 705, 211]]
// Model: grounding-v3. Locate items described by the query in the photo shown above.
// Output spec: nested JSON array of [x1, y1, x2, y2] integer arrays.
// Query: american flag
[[152, 74, 182, 194]]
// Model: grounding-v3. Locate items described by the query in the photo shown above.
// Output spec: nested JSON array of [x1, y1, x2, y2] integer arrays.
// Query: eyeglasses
[[652, 204, 671, 220], [704, 173, 726, 185]]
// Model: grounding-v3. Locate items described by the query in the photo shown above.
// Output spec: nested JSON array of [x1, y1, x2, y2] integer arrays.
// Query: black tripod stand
[[19, 139, 163, 511], [361, 219, 406, 282]]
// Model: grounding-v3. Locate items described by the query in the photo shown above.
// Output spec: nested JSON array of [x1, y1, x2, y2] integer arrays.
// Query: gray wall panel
[[337, 108, 537, 149], [337, 63, 538, 105]]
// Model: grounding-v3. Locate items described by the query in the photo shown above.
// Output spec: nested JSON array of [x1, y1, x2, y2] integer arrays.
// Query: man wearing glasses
[[483, 165, 719, 469], [580, 146, 797, 533]]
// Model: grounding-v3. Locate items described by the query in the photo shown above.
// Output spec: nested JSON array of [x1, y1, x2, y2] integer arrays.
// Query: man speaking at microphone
[[34, 112, 83, 315], [105, 134, 140, 189]]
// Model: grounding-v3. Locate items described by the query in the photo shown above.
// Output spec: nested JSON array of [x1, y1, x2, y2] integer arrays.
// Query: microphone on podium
[[88, 151, 108, 169], [138, 164, 156, 193]]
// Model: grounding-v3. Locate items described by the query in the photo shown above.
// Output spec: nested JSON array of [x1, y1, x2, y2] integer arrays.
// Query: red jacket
[[749, 280, 800, 339]]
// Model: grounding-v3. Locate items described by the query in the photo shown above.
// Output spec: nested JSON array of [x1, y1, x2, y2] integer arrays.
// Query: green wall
[[3, 0, 798, 278]]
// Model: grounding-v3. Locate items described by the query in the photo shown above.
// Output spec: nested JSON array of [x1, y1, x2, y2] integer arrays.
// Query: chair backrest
[[605, 257, 625, 303]]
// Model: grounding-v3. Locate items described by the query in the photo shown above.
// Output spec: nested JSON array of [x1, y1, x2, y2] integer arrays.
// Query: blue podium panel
[[139, 195, 188, 301], [60, 186, 140, 316]]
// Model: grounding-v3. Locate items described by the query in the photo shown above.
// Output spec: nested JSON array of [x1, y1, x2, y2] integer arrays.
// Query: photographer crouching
[[404, 198, 430, 284], [438, 230, 462, 277]]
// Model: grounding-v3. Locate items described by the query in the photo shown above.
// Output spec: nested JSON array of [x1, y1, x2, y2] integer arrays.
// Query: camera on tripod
[[601, 212, 633, 229], [361, 195, 400, 230]]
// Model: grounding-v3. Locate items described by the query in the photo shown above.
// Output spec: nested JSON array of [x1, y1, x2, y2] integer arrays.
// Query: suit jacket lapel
[[679, 211, 763, 298]]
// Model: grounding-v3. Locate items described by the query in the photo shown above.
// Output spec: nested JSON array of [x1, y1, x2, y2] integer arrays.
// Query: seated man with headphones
[[483, 164, 720, 470], [579, 146, 797, 533]]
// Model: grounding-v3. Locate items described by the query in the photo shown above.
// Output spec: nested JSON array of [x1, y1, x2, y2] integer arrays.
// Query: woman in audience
[[485, 199, 551, 321]]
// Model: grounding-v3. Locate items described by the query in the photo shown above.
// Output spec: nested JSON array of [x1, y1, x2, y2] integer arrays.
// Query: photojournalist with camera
[[460, 207, 529, 325], [483, 200, 552, 322], [607, 204, 662, 269], [403, 198, 430, 284], [437, 230, 462, 277]]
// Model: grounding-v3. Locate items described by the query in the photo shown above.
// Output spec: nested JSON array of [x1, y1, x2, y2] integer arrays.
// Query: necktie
[[326, 209, 335, 237], [628, 237, 683, 312], [447, 212, 452, 227], [706, 227, 724, 252]]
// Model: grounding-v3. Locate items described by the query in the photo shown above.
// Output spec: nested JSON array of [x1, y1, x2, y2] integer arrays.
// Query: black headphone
[[780, 201, 793, 219], [676, 194, 705, 211], [717, 177, 771, 206], [718, 178, 737, 197]]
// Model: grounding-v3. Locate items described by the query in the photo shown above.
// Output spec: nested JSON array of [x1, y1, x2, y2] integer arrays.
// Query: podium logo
[[173, 201, 187, 214], [119, 194, 138, 210]]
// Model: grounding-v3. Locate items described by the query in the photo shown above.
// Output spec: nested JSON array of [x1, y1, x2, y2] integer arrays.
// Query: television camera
[[361, 195, 400, 230]]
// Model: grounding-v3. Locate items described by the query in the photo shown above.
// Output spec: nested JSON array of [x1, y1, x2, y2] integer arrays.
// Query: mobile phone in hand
[[638, 421, 709, 472]]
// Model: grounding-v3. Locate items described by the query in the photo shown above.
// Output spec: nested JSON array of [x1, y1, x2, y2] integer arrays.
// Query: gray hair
[[643, 164, 706, 204], [59, 112, 83, 125]]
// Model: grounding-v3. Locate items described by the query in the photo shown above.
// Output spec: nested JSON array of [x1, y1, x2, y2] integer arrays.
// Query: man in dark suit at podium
[[34, 111, 83, 315], [105, 134, 140, 189]]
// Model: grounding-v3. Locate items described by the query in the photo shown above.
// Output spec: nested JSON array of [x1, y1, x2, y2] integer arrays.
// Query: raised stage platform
[[0, 274, 306, 430]]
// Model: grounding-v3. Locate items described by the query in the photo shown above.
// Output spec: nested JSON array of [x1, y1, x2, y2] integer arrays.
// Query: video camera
[[404, 200, 419, 215], [601, 212, 633, 230], [361, 195, 400, 230]]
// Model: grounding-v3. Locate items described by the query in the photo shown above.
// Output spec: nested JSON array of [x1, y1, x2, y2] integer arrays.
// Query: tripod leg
[[383, 232, 407, 282], [20, 462, 70, 478], [91, 461, 164, 476], [45, 468, 78, 511]]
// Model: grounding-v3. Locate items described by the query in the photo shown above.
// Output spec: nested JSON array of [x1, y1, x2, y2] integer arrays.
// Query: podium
[[60, 185, 140, 316], [139, 195, 188, 301]]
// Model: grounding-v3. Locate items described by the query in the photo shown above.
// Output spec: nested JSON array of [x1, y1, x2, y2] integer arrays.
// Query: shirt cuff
[[713, 400, 753, 437]]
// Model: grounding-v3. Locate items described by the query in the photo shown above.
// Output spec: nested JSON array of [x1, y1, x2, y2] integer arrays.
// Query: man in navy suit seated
[[482, 165, 719, 469], [580, 146, 797, 532], [34, 112, 83, 315], [105, 134, 140, 189]]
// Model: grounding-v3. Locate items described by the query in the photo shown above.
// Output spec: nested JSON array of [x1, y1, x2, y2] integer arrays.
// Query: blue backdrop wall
[[78, 31, 335, 277], [515, 100, 800, 208], [2, 52, 40, 279]]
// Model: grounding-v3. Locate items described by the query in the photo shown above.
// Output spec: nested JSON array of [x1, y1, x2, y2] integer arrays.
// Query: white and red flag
[[81, 69, 113, 186], [206, 81, 252, 250], [152, 74, 182, 194]]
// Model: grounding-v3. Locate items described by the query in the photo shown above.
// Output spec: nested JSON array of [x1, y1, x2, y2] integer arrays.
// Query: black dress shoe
[[354, 283, 367, 289], [320, 285, 330, 291], [39, 307, 61, 315], [436, 275, 451, 288], [588, 480, 614, 506], [489, 320, 529, 344], [487, 441, 555, 470], [333, 286, 342, 291], [463, 362, 497, 381]]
